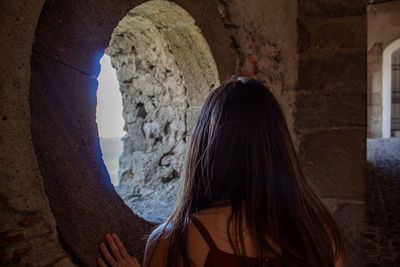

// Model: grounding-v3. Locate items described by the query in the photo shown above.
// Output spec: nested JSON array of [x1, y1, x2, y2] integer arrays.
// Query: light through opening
[[96, 54, 125, 185]]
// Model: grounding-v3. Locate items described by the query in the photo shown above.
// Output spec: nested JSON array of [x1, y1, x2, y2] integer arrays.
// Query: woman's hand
[[98, 233, 141, 267]]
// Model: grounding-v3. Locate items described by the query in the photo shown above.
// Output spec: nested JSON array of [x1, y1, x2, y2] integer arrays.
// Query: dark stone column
[[296, 1, 367, 266]]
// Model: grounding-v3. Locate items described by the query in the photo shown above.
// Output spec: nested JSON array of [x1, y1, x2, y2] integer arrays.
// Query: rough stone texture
[[296, 1, 367, 266], [106, 1, 219, 222], [367, 2, 400, 138], [337, 203, 367, 265], [366, 138, 400, 266], [367, 2, 400, 50], [297, 53, 366, 92], [368, 43, 383, 138], [299, 129, 366, 200], [0, 0, 371, 266], [295, 91, 366, 129], [298, 0, 367, 18], [30, 52, 154, 265], [0, 0, 75, 265], [28, 0, 232, 265], [215, 0, 298, 144]]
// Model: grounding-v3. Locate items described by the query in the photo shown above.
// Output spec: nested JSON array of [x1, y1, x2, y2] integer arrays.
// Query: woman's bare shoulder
[[144, 223, 172, 267]]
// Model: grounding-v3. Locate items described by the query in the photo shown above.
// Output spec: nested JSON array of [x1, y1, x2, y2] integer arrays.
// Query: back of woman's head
[[186, 78, 295, 211], [166, 77, 344, 267]]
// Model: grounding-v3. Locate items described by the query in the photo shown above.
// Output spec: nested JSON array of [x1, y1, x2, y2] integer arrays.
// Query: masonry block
[[333, 203, 366, 267], [299, 129, 366, 200], [299, 0, 367, 18], [299, 16, 365, 52], [295, 90, 366, 129], [298, 52, 366, 92]]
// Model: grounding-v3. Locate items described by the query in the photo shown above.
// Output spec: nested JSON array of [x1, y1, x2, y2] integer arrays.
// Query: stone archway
[[382, 38, 400, 137], [106, 0, 220, 222], [29, 0, 233, 265]]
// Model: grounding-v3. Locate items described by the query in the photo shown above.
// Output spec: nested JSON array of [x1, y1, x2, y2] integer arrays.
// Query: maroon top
[[190, 215, 275, 267]]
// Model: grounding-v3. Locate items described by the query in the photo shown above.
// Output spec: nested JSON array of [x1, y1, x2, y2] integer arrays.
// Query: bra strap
[[189, 215, 218, 250]]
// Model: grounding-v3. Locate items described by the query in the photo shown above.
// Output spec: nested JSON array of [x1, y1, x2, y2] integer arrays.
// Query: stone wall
[[27, 0, 232, 265], [367, 1, 400, 138], [296, 1, 367, 266], [368, 43, 384, 138], [0, 0, 74, 265], [0, 0, 369, 266], [368, 1, 400, 50], [106, 1, 219, 222], [216, 0, 298, 141]]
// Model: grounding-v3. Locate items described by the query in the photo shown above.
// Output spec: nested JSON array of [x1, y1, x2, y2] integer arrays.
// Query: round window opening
[[97, 0, 219, 223]]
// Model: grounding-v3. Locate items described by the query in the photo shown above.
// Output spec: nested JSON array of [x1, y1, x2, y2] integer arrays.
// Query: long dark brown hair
[[159, 78, 344, 266]]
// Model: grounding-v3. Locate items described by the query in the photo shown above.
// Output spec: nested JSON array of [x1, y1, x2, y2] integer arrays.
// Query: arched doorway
[[382, 38, 400, 137], [390, 47, 400, 136]]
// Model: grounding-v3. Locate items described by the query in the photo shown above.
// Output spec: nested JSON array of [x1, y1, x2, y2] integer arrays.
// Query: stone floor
[[366, 138, 400, 267]]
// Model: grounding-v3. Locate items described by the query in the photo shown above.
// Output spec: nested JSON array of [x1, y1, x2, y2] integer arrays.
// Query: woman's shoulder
[[144, 223, 172, 267]]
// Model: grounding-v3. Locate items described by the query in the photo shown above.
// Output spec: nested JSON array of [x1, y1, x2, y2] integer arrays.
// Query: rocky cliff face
[[106, 1, 219, 222]]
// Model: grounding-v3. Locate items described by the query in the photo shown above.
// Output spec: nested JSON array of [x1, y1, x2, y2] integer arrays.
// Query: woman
[[98, 77, 345, 267]]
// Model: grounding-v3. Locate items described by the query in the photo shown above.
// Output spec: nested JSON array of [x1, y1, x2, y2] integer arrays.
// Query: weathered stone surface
[[32, 0, 142, 77], [367, 1, 400, 139], [368, 43, 383, 73], [298, 52, 366, 92], [368, 105, 383, 138], [0, 0, 75, 265], [367, 43, 383, 138], [299, 129, 366, 200], [215, 0, 298, 144], [30, 52, 154, 265], [1, 0, 370, 266], [299, 0, 367, 18], [295, 90, 366, 129], [299, 16, 366, 52], [106, 1, 219, 223], [366, 139, 400, 266], [25, 0, 233, 264], [368, 92, 381, 106], [297, 4, 367, 265], [332, 203, 366, 267], [367, 2, 400, 50]]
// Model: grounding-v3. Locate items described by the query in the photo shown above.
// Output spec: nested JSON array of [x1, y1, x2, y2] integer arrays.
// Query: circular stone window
[[104, 0, 219, 222]]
